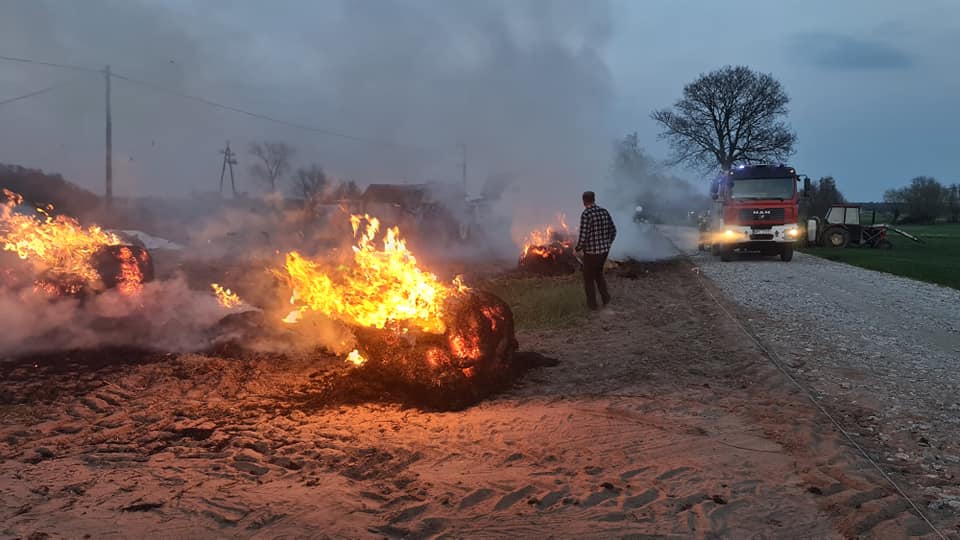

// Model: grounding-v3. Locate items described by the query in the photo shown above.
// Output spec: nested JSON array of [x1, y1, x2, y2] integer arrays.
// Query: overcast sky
[[0, 0, 957, 202]]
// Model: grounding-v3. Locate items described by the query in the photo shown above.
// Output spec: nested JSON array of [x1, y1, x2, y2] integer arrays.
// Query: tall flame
[[279, 214, 459, 334], [0, 189, 121, 292]]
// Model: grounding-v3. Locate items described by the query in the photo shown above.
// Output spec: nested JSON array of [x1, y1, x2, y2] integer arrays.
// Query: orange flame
[[279, 214, 465, 334], [210, 283, 242, 308], [520, 213, 572, 259], [115, 246, 144, 296], [346, 349, 366, 366], [0, 189, 122, 293]]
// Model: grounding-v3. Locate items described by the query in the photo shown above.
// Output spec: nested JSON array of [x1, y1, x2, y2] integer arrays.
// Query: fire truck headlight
[[724, 229, 736, 238], [787, 228, 800, 237]]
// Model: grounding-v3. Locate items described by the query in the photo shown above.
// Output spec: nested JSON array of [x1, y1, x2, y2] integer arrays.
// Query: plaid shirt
[[575, 205, 616, 254]]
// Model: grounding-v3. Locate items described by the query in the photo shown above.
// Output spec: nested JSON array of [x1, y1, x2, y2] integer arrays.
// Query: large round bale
[[352, 290, 519, 409], [91, 245, 155, 293]]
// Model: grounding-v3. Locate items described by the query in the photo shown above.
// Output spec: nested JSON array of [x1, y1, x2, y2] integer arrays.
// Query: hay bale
[[91, 245, 155, 292], [352, 290, 520, 409], [518, 242, 579, 275]]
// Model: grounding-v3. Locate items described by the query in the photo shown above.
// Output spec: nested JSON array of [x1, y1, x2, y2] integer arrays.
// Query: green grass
[[803, 224, 960, 290], [482, 274, 587, 331]]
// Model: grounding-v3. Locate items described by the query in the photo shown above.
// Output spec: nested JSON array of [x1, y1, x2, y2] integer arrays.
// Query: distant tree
[[611, 132, 659, 181], [248, 142, 294, 193], [804, 176, 846, 219], [651, 65, 796, 173], [330, 180, 361, 201], [609, 132, 663, 213], [948, 183, 960, 223], [608, 132, 709, 223], [292, 164, 328, 205], [883, 176, 949, 223]]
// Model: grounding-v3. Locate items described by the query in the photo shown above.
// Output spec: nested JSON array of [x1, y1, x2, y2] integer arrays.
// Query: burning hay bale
[[0, 189, 153, 297], [273, 214, 541, 409], [91, 245, 155, 295], [350, 290, 519, 408], [517, 215, 580, 276]]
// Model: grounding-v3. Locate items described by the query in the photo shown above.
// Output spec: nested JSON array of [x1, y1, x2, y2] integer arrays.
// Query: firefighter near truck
[[703, 164, 810, 262]]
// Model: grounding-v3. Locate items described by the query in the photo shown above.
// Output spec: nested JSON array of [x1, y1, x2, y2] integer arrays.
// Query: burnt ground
[[0, 259, 948, 539]]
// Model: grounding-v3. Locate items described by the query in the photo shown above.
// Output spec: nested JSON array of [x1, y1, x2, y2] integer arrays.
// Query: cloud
[[790, 32, 915, 70]]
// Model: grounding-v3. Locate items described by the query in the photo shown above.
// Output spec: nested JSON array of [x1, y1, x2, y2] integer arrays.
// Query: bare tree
[[331, 180, 361, 201], [248, 141, 295, 193], [292, 164, 328, 204], [651, 65, 796, 172]]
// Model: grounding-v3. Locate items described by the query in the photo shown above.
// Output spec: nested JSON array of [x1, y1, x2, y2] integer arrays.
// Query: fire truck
[[706, 164, 810, 262]]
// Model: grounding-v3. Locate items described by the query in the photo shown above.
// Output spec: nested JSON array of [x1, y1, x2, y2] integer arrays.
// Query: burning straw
[[273, 214, 529, 408], [517, 214, 579, 275], [0, 189, 153, 296]]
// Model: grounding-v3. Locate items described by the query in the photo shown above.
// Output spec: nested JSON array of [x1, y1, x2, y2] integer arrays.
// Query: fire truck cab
[[708, 164, 809, 262]]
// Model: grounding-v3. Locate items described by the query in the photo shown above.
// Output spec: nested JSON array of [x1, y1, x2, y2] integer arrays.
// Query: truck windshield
[[729, 177, 795, 200]]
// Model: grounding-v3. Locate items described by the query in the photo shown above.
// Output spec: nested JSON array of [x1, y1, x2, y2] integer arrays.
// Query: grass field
[[804, 224, 960, 290], [482, 274, 587, 331]]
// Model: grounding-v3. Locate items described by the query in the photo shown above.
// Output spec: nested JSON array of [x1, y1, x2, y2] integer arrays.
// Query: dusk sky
[[0, 0, 957, 203]]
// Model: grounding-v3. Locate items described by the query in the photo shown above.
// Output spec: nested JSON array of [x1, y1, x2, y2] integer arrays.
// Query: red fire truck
[[706, 164, 810, 262]]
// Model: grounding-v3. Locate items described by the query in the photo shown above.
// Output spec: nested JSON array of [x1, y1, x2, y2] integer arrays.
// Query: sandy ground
[[0, 257, 943, 538], [660, 225, 960, 535]]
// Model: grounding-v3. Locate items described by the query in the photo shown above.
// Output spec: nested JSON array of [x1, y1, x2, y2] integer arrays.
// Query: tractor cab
[[825, 205, 861, 226]]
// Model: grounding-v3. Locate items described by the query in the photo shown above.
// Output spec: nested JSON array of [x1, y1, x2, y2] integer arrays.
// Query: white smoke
[[0, 275, 252, 355]]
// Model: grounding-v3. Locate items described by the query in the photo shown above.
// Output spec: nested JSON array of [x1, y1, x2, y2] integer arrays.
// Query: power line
[[0, 77, 85, 108], [109, 71, 442, 154], [0, 54, 455, 157], [0, 54, 102, 74]]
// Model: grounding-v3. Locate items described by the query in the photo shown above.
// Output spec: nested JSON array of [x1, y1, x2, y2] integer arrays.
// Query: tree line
[[884, 177, 960, 224], [246, 141, 361, 206]]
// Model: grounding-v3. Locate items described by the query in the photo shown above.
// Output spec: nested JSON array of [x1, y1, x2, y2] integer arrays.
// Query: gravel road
[[659, 225, 960, 516]]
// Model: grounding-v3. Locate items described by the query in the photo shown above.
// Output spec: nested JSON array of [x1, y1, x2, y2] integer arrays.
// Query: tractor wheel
[[720, 248, 734, 262], [780, 244, 794, 262], [824, 227, 850, 248], [876, 239, 893, 250]]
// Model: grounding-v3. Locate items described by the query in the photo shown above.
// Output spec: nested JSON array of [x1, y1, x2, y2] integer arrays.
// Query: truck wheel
[[824, 227, 850, 248], [876, 239, 892, 250], [711, 244, 720, 256], [780, 244, 794, 261], [720, 248, 734, 262]]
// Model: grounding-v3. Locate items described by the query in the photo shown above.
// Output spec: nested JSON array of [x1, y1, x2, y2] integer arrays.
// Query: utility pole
[[459, 143, 467, 199], [219, 141, 237, 197], [104, 65, 112, 207]]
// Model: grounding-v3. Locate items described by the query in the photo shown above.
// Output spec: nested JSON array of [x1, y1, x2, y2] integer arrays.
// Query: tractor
[[806, 204, 923, 248]]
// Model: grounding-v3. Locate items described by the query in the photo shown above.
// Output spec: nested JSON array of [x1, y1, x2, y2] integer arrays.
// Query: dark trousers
[[582, 252, 610, 309]]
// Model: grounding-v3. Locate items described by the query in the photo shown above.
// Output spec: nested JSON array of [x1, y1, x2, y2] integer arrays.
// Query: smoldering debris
[[614, 257, 688, 279]]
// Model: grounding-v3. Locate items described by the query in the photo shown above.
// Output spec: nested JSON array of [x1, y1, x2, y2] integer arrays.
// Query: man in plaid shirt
[[575, 191, 617, 310]]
